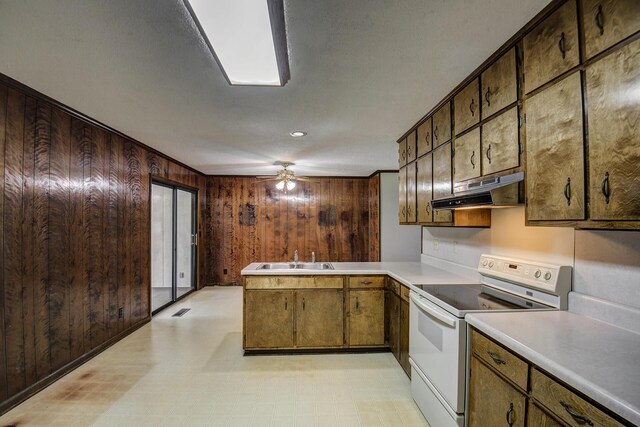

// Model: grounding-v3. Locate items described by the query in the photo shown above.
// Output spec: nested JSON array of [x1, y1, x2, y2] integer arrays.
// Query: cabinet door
[[417, 153, 433, 223], [523, 0, 580, 93], [454, 128, 481, 183], [482, 48, 518, 119], [385, 291, 400, 360], [527, 401, 564, 427], [399, 299, 410, 377], [349, 290, 385, 346], [417, 118, 432, 157], [582, 0, 640, 59], [525, 72, 585, 221], [433, 102, 452, 148], [468, 356, 526, 427], [296, 289, 344, 348], [481, 107, 520, 176], [399, 166, 407, 222], [406, 162, 417, 223], [433, 143, 453, 223], [454, 78, 480, 135], [245, 290, 294, 348], [406, 130, 417, 163], [398, 139, 407, 167], [586, 38, 640, 220]]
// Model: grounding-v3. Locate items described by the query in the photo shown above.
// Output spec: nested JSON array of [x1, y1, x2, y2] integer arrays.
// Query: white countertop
[[241, 261, 479, 288], [466, 311, 640, 426]]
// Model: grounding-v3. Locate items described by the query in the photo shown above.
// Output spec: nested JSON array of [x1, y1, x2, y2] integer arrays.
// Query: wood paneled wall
[[0, 79, 206, 411], [205, 176, 380, 285]]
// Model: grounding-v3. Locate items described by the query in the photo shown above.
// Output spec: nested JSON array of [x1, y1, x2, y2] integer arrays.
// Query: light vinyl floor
[[0, 287, 428, 426]]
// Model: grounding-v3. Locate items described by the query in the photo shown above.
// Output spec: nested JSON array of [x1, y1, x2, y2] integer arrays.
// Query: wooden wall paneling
[[22, 96, 37, 386], [368, 174, 380, 262], [125, 141, 144, 324], [0, 84, 7, 401], [33, 101, 51, 379], [105, 130, 120, 338], [117, 136, 132, 331], [139, 147, 150, 317], [3, 88, 26, 396], [48, 107, 71, 371]]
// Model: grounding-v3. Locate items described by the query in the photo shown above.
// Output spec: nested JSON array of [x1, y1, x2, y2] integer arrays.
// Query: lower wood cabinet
[[399, 298, 410, 376], [349, 289, 385, 346], [244, 290, 294, 349], [385, 287, 400, 357], [296, 289, 344, 348], [527, 401, 564, 427], [386, 279, 411, 378]]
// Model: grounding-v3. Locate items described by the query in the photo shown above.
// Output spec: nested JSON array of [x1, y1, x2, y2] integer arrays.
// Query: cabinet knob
[[595, 5, 604, 36]]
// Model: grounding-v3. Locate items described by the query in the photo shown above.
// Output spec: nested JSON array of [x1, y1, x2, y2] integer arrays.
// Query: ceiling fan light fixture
[[184, 0, 290, 86], [289, 131, 307, 138], [286, 180, 296, 191], [275, 180, 286, 190]]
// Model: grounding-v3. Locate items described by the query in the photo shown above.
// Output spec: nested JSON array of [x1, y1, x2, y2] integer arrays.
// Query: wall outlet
[[223, 268, 228, 275], [179, 272, 184, 279]]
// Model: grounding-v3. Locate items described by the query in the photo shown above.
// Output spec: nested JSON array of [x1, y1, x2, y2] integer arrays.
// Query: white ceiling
[[0, 0, 550, 176]]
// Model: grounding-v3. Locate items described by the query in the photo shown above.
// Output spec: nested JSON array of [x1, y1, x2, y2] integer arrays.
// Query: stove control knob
[[544, 271, 552, 281], [488, 260, 494, 268], [482, 259, 488, 267], [534, 270, 542, 279]]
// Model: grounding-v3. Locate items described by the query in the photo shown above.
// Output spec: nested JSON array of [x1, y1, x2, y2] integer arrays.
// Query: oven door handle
[[410, 293, 457, 328]]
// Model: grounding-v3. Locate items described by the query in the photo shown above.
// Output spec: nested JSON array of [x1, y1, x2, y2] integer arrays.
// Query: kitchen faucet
[[293, 249, 299, 266]]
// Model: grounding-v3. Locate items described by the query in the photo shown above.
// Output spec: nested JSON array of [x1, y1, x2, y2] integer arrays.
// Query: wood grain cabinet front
[[399, 166, 407, 222], [398, 139, 407, 167], [417, 118, 432, 157], [406, 130, 417, 163], [581, 0, 640, 59], [481, 48, 518, 119], [244, 290, 294, 349], [399, 299, 410, 377], [433, 102, 452, 148], [525, 72, 585, 221], [527, 401, 565, 427], [385, 287, 400, 360], [586, 37, 640, 221], [295, 289, 344, 348], [481, 107, 520, 176], [523, 0, 580, 93], [349, 290, 385, 346], [417, 153, 434, 223], [433, 142, 453, 223], [454, 128, 481, 184], [454, 78, 480, 135], [406, 162, 417, 223]]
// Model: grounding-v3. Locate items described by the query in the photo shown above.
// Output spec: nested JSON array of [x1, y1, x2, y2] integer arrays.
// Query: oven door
[[409, 291, 467, 414]]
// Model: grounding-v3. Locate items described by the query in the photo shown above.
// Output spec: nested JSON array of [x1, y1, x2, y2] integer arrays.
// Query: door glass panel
[[151, 184, 174, 311], [176, 189, 196, 299]]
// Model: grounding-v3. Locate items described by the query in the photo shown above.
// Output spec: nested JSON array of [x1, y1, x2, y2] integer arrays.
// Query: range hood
[[432, 172, 524, 210]]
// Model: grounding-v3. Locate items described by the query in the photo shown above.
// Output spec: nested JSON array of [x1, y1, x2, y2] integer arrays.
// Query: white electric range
[[408, 255, 572, 427]]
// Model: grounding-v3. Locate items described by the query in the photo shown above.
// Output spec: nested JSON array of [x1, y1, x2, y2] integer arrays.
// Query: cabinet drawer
[[454, 78, 480, 135], [245, 276, 343, 289], [582, 0, 640, 59], [531, 369, 625, 427], [348, 276, 385, 289], [523, 0, 580, 93], [481, 48, 518, 119], [417, 118, 432, 157], [432, 102, 452, 148], [400, 285, 410, 302], [471, 331, 528, 391]]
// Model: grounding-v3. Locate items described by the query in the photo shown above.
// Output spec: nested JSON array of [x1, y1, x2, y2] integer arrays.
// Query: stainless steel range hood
[[431, 172, 524, 210]]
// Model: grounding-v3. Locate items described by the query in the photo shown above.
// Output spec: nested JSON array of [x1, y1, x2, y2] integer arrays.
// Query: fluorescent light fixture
[[289, 131, 307, 137], [185, 0, 290, 86]]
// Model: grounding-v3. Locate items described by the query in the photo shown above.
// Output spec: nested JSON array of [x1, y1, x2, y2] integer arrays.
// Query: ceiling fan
[[256, 162, 314, 191]]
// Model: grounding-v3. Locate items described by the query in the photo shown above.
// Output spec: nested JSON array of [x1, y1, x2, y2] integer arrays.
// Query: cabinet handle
[[506, 403, 515, 426], [402, 207, 406, 216], [559, 401, 594, 426], [601, 171, 610, 204], [470, 150, 476, 169], [425, 132, 430, 145], [434, 126, 439, 141], [487, 350, 506, 365], [469, 98, 476, 116], [558, 32, 566, 59], [485, 87, 491, 107], [284, 297, 288, 310], [360, 281, 373, 285], [564, 177, 571, 206], [486, 144, 492, 164], [407, 145, 412, 157], [302, 297, 305, 311], [426, 204, 430, 216], [356, 297, 360, 310], [595, 5, 604, 36]]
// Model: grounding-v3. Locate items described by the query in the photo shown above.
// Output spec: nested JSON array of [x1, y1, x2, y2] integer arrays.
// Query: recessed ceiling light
[[184, 0, 290, 86], [289, 131, 307, 138]]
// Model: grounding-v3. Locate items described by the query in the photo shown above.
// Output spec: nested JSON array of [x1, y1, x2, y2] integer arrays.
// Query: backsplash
[[423, 207, 640, 333]]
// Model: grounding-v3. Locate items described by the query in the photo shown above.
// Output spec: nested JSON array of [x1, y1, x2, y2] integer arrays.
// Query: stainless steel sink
[[257, 262, 334, 270]]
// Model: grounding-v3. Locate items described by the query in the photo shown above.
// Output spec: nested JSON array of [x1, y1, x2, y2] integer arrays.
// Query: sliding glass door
[[151, 182, 197, 313]]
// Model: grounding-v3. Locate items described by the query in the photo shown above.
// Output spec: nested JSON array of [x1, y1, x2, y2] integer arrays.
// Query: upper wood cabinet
[[349, 289, 385, 346], [433, 102, 452, 148], [523, 0, 580, 94], [586, 37, 640, 220], [399, 166, 407, 222], [481, 107, 520, 176], [417, 153, 433, 223], [406, 162, 417, 223], [526, 72, 585, 221], [406, 130, 417, 163], [295, 289, 344, 348], [433, 143, 453, 223], [417, 118, 432, 157], [454, 78, 480, 134], [581, 0, 640, 59], [481, 48, 518, 119], [454, 128, 481, 184], [244, 290, 294, 349], [398, 139, 407, 167]]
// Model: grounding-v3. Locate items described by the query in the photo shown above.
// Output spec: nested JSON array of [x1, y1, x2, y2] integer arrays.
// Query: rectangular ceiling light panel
[[186, 0, 290, 86]]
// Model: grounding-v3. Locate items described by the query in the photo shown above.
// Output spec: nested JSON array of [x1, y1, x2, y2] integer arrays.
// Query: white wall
[[381, 172, 421, 261]]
